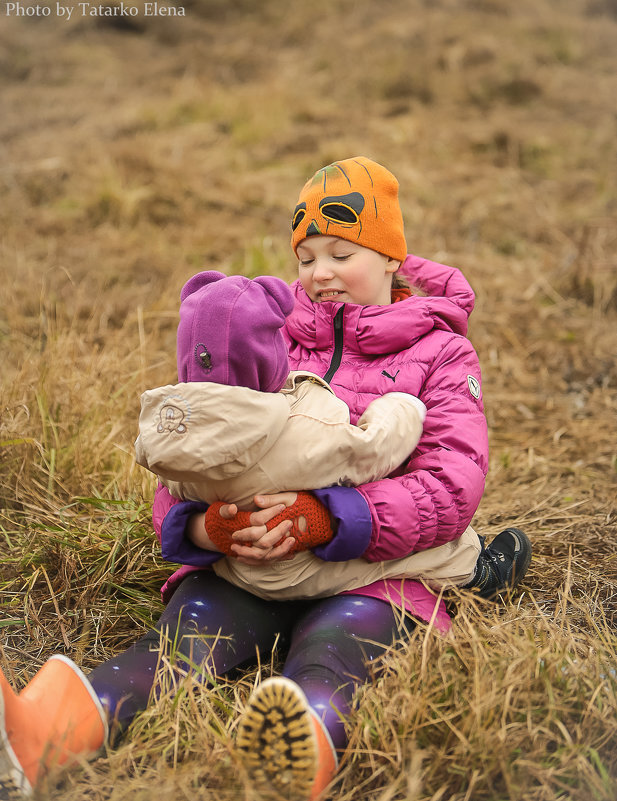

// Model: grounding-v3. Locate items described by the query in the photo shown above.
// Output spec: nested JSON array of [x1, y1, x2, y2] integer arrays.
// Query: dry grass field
[[1, 0, 617, 798]]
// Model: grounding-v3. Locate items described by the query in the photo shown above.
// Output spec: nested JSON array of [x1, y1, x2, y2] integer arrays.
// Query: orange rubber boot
[[1, 655, 108, 798], [308, 708, 338, 800], [236, 676, 338, 800]]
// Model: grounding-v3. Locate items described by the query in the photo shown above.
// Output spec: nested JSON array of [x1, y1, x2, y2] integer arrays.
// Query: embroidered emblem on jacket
[[467, 375, 481, 399], [157, 404, 187, 434], [157, 395, 190, 435]]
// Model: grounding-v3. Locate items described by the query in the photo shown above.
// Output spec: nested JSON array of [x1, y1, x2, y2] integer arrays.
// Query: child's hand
[[186, 508, 291, 557], [205, 498, 297, 563], [233, 528, 297, 565], [206, 492, 334, 564]]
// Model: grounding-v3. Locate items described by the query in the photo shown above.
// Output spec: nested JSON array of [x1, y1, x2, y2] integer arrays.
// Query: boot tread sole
[[236, 678, 316, 798]]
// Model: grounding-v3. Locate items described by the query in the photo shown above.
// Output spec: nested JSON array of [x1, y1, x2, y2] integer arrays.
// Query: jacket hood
[[177, 271, 294, 392], [284, 253, 475, 354]]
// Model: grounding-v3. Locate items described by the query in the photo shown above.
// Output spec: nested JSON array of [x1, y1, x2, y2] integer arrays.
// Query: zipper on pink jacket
[[323, 306, 344, 384]]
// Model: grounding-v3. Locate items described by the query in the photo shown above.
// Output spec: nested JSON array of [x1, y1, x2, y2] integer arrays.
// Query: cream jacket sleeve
[[263, 374, 426, 490]]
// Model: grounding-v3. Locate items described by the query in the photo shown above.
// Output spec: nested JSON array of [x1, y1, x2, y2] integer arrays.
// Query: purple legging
[[89, 572, 413, 750]]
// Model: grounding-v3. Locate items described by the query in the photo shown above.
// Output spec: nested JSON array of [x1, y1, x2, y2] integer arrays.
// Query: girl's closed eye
[[333, 254, 352, 261]]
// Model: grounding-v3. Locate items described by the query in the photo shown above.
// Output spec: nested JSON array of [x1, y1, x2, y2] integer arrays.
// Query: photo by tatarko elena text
[[4, 2, 186, 16]]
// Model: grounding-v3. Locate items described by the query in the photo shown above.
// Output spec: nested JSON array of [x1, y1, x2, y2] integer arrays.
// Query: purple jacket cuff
[[311, 487, 372, 561], [160, 500, 223, 567]]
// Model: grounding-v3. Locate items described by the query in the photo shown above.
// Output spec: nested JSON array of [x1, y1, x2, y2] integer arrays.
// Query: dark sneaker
[[465, 528, 532, 599]]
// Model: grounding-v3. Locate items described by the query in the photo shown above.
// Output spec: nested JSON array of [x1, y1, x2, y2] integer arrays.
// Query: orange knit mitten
[[205, 492, 333, 556]]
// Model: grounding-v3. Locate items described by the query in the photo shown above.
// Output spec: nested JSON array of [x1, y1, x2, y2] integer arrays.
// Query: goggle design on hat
[[293, 190, 366, 236]]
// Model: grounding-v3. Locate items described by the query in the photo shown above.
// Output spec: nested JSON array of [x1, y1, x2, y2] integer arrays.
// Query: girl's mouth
[[317, 290, 344, 300]]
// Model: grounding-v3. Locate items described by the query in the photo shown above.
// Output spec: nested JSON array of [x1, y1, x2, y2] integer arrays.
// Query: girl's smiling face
[[297, 236, 400, 306]]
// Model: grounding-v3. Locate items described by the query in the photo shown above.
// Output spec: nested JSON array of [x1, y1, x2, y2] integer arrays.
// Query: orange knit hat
[[291, 156, 407, 262]]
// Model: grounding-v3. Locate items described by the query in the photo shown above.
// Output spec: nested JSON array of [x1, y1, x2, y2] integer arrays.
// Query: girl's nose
[[311, 258, 334, 282]]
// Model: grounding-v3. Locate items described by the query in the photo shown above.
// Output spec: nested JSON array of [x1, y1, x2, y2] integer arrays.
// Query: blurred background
[[1, 1, 617, 798]]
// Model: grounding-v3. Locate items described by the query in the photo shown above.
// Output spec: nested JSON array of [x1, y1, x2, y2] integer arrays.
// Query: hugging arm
[[258, 391, 426, 491], [154, 484, 217, 566], [154, 484, 297, 566], [317, 336, 489, 563]]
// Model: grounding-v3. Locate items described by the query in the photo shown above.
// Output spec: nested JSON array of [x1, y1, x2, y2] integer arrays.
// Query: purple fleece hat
[[176, 271, 294, 392]]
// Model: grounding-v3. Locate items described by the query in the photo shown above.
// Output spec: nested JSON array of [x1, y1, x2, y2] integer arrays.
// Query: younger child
[[134, 270, 482, 598]]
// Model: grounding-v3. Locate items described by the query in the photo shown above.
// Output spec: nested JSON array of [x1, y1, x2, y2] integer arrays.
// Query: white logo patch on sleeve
[[467, 375, 481, 399]]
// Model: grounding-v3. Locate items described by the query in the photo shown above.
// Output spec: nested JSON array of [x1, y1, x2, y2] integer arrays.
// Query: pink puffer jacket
[[283, 253, 488, 560]]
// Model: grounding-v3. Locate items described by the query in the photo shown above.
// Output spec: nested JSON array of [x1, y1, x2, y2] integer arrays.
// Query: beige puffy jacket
[[135, 372, 479, 599]]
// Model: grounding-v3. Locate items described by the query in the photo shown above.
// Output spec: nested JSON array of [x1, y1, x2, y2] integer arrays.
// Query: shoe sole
[[236, 677, 317, 799], [0, 681, 32, 800]]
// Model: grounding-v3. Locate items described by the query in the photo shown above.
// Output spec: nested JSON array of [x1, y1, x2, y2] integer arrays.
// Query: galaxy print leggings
[[89, 572, 414, 750]]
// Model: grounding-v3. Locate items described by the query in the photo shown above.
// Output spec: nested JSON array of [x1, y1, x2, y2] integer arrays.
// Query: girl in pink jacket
[[0, 157, 531, 801]]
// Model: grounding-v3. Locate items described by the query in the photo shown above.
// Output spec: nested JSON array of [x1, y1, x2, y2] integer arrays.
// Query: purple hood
[[177, 271, 294, 392]]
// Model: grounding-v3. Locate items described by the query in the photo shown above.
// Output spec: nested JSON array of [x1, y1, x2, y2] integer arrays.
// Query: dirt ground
[[1, 0, 617, 799]]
